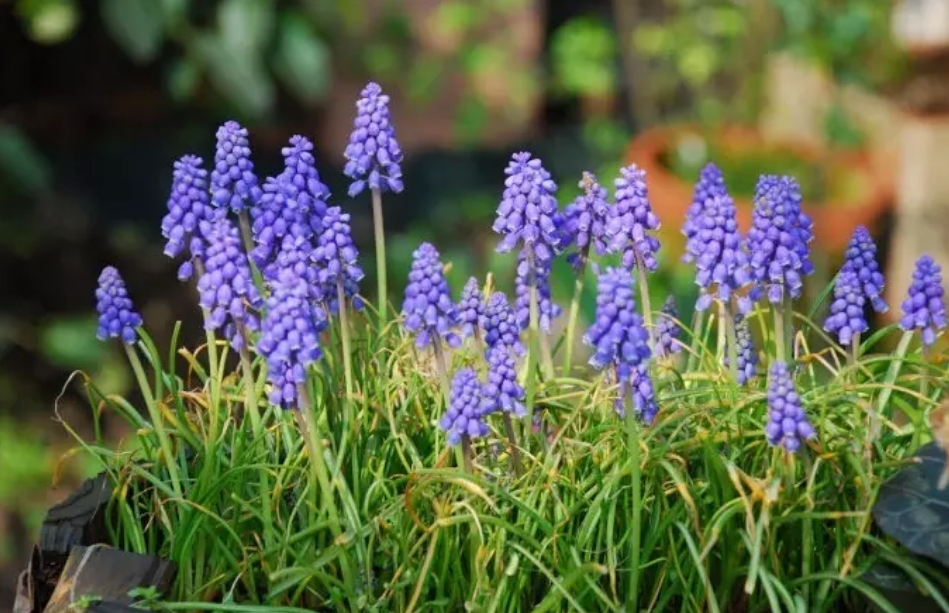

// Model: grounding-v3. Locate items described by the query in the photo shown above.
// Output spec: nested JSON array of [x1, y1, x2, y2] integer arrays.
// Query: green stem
[[432, 337, 451, 401], [723, 302, 738, 384], [876, 331, 914, 415], [238, 324, 273, 550], [849, 331, 861, 368], [125, 344, 183, 500], [371, 188, 388, 324], [634, 258, 654, 353], [336, 280, 355, 403], [539, 331, 555, 380], [772, 301, 786, 366], [525, 254, 541, 423], [461, 436, 474, 473], [503, 412, 522, 475], [563, 259, 588, 374], [625, 395, 642, 609], [237, 210, 255, 259]]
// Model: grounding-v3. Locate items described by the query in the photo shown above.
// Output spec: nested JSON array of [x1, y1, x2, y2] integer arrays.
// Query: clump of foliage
[[63, 82, 949, 612]]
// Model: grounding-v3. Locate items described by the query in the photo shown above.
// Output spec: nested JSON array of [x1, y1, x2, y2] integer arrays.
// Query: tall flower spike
[[492, 152, 562, 266], [481, 291, 525, 355], [481, 344, 526, 417], [458, 277, 485, 339], [197, 218, 262, 350], [687, 183, 752, 313], [439, 368, 489, 446], [402, 242, 462, 349], [562, 171, 611, 271], [900, 255, 947, 348], [765, 361, 815, 453], [746, 175, 814, 304], [514, 249, 561, 333], [841, 226, 888, 313], [682, 163, 727, 260], [95, 266, 142, 345], [655, 296, 682, 359], [257, 268, 327, 409], [823, 268, 867, 346], [210, 120, 262, 213], [161, 155, 219, 280], [607, 165, 660, 272], [313, 206, 364, 313], [584, 267, 656, 421], [724, 315, 758, 385], [344, 82, 404, 197]]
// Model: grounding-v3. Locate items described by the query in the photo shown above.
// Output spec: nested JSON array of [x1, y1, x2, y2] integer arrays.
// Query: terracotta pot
[[626, 124, 894, 257]]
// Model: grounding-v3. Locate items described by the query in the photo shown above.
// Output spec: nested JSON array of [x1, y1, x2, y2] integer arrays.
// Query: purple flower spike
[[746, 175, 814, 304], [95, 266, 142, 345], [563, 171, 611, 271], [607, 165, 660, 272], [313, 206, 364, 313], [899, 255, 947, 348], [823, 269, 867, 346], [211, 121, 262, 213], [492, 152, 562, 267], [765, 361, 815, 453], [724, 316, 758, 385], [257, 268, 327, 409], [514, 250, 561, 333], [655, 296, 682, 359], [197, 218, 262, 350], [344, 82, 404, 197], [841, 226, 888, 313], [620, 362, 658, 423], [481, 292, 525, 356], [161, 155, 219, 280], [481, 344, 526, 417], [439, 368, 489, 446], [402, 242, 462, 349], [458, 277, 485, 339], [683, 163, 727, 258]]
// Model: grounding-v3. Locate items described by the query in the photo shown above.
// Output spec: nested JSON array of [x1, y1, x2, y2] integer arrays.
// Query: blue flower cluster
[[493, 152, 562, 267], [682, 163, 727, 257], [607, 165, 660, 272], [481, 344, 526, 417], [344, 82, 404, 197], [458, 277, 485, 340], [655, 297, 681, 359], [211, 121, 262, 213], [95, 266, 142, 345], [841, 226, 887, 313], [439, 368, 490, 445], [514, 250, 561, 333], [562, 172, 611, 271], [900, 255, 947, 348], [724, 316, 758, 385], [402, 242, 461, 349], [313, 206, 364, 313], [481, 292, 525, 356], [823, 269, 867, 346], [765, 361, 815, 453], [161, 154, 218, 281]]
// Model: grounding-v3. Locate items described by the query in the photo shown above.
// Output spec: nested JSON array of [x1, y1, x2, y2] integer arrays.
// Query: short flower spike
[[458, 277, 485, 340], [344, 82, 404, 197], [655, 296, 682, 359], [841, 226, 887, 313], [900, 255, 947, 348], [607, 165, 660, 272], [682, 162, 727, 259], [823, 269, 867, 346], [211, 120, 262, 213], [161, 155, 219, 281], [765, 361, 815, 453], [493, 152, 562, 266], [95, 266, 142, 345], [723, 315, 758, 385], [401, 242, 462, 349], [439, 368, 489, 446], [562, 171, 611, 271], [313, 206, 364, 313], [514, 249, 561, 333], [481, 344, 526, 418], [481, 291, 525, 356]]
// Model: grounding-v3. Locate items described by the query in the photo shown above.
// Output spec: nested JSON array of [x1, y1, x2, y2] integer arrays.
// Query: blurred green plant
[[550, 17, 617, 104]]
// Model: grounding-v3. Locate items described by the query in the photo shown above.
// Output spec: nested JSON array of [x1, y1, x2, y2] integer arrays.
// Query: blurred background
[[1, 0, 947, 607]]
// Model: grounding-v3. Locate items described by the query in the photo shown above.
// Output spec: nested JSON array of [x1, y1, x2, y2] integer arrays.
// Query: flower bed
[[32, 83, 949, 612]]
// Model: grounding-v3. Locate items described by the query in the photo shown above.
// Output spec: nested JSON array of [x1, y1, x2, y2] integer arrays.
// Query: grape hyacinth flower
[[724, 315, 758, 385], [161, 154, 219, 280], [562, 171, 611, 271], [823, 269, 867, 346], [458, 277, 485, 340], [841, 226, 888, 313], [197, 218, 262, 350], [900, 255, 947, 348], [402, 242, 461, 349], [210, 120, 262, 213], [492, 152, 562, 267], [584, 267, 656, 422], [765, 361, 816, 453], [481, 344, 526, 417], [313, 206, 364, 313], [344, 82, 404, 197], [607, 165, 660, 272], [683, 163, 727, 259], [439, 368, 489, 446], [95, 266, 142, 345], [257, 268, 327, 409], [626, 362, 659, 423], [655, 296, 682, 359], [514, 250, 561, 333], [481, 292, 525, 355], [746, 175, 814, 304]]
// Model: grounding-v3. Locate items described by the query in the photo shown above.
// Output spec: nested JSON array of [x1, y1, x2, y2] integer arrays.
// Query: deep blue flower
[[210, 120, 262, 213], [257, 268, 327, 409], [655, 296, 682, 359], [458, 277, 485, 339], [313, 206, 364, 313], [683, 163, 727, 257], [480, 343, 526, 417], [402, 242, 462, 349], [344, 82, 404, 197], [514, 249, 561, 333], [746, 175, 814, 304], [95, 266, 142, 345], [481, 291, 525, 355], [622, 362, 659, 423], [899, 255, 947, 348], [161, 155, 220, 281], [562, 171, 611, 270], [841, 226, 888, 313], [492, 152, 562, 267], [723, 315, 758, 385], [607, 165, 660, 272], [765, 361, 815, 453], [439, 368, 489, 446], [196, 218, 261, 350], [823, 269, 867, 346]]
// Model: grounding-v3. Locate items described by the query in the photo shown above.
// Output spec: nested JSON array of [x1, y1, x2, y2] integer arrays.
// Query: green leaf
[[194, 34, 274, 116], [21, 0, 79, 44], [273, 12, 331, 105], [872, 443, 949, 570], [167, 56, 200, 102], [100, 0, 165, 63], [218, 0, 274, 57], [0, 122, 52, 195], [39, 316, 104, 369]]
